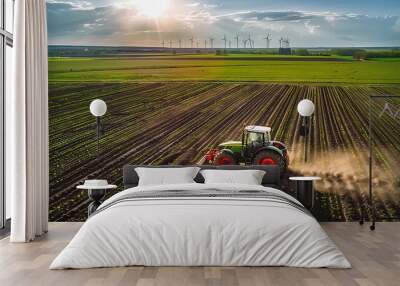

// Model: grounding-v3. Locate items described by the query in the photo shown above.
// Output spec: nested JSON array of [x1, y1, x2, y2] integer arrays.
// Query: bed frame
[[123, 165, 281, 189]]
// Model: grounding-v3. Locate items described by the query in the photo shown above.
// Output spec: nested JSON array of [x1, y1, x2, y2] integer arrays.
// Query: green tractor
[[204, 125, 289, 173]]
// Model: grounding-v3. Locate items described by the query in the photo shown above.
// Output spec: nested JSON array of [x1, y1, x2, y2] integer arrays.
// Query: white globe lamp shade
[[297, 99, 315, 117], [90, 99, 107, 117]]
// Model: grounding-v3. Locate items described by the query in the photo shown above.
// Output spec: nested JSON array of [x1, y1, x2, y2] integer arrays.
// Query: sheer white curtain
[[8, 0, 49, 242]]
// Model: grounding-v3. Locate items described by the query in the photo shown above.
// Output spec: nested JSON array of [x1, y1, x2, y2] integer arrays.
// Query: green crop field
[[48, 54, 400, 84]]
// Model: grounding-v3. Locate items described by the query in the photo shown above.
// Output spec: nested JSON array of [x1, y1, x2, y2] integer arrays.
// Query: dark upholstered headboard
[[123, 165, 281, 189]]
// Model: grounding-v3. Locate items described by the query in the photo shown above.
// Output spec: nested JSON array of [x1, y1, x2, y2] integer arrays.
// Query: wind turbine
[[178, 39, 182, 48], [286, 37, 290, 48], [189, 37, 194, 48], [209, 37, 214, 49], [279, 37, 283, 48], [234, 33, 239, 49], [196, 41, 199, 49], [169, 40, 173, 48], [247, 34, 253, 48], [229, 40, 232, 49], [242, 39, 247, 48], [222, 35, 227, 49], [161, 40, 165, 48], [264, 33, 271, 49], [204, 39, 207, 49]]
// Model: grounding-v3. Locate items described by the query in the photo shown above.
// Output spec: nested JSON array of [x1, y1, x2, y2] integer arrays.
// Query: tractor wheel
[[253, 150, 286, 173], [213, 152, 236, 165]]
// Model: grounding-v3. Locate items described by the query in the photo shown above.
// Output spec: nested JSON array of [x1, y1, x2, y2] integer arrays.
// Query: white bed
[[50, 183, 351, 269]]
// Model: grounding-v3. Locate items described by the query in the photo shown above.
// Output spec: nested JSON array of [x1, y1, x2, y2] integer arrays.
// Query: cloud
[[179, 10, 217, 24], [47, 3, 114, 36], [304, 21, 320, 34], [185, 2, 200, 7], [217, 10, 363, 24], [47, 0, 94, 10], [47, 2, 158, 37], [47, 1, 204, 46], [221, 11, 316, 22], [215, 10, 400, 46]]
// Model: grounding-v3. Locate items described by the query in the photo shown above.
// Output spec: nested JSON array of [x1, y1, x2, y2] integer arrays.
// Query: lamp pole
[[304, 116, 309, 162], [96, 116, 101, 156], [297, 99, 315, 163], [90, 99, 107, 158]]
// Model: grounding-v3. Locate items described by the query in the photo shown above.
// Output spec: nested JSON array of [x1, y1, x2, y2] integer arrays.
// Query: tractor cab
[[242, 126, 272, 163]]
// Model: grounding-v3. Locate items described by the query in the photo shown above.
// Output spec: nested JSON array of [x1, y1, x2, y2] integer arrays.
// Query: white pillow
[[200, 169, 265, 185], [135, 167, 200, 186]]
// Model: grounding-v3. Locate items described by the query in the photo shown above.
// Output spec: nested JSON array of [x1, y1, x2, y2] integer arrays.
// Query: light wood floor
[[0, 222, 399, 286]]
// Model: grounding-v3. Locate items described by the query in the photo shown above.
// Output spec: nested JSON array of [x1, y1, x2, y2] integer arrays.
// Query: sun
[[136, 0, 169, 18]]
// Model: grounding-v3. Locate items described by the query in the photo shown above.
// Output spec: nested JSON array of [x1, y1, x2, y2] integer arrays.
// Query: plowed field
[[49, 83, 400, 221]]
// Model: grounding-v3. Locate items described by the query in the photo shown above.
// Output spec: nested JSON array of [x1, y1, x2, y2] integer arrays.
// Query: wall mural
[[47, 0, 400, 221]]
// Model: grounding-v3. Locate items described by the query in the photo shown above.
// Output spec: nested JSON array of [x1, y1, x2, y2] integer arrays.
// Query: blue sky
[[47, 0, 400, 47]]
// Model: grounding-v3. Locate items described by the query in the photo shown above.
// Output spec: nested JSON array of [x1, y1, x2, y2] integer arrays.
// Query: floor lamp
[[297, 99, 315, 163], [90, 99, 107, 157]]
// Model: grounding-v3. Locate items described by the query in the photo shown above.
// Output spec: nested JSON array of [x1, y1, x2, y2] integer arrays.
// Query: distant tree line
[[363, 50, 400, 58], [330, 48, 400, 60], [48, 45, 400, 60]]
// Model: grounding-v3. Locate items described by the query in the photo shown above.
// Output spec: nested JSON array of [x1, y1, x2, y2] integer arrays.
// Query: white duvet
[[50, 183, 351, 269]]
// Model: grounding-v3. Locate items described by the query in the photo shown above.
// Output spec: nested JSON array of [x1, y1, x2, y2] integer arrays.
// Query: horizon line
[[48, 44, 400, 49]]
